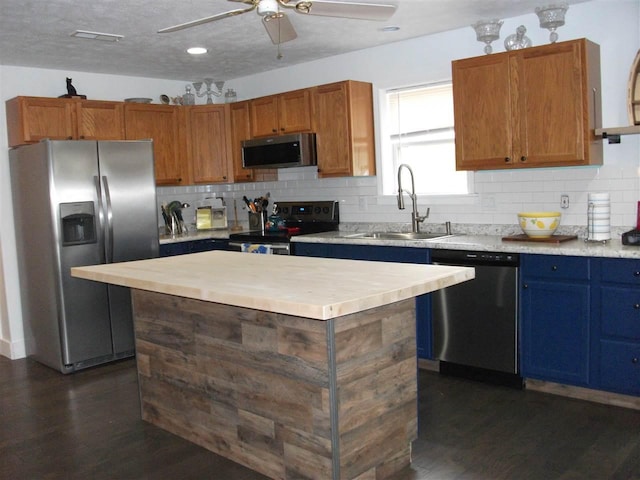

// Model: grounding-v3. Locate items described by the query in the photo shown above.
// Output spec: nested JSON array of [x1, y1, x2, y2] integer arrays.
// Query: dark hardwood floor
[[1, 356, 639, 479]]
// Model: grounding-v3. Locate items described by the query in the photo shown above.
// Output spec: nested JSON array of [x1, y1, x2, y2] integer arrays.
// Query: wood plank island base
[[72, 251, 474, 479]]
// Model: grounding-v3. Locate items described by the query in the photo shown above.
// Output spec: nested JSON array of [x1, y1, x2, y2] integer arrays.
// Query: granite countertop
[[71, 251, 474, 320], [293, 231, 640, 259], [159, 228, 230, 244]]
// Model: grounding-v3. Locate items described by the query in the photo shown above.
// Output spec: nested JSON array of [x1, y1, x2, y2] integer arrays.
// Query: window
[[381, 82, 472, 196]]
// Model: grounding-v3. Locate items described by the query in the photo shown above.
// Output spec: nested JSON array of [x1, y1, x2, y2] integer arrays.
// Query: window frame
[[376, 81, 476, 204]]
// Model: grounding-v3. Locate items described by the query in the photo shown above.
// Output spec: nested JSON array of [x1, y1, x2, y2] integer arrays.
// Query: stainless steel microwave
[[241, 133, 317, 169]]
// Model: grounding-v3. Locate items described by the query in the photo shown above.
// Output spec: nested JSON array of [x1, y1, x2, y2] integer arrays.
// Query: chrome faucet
[[397, 164, 429, 233]]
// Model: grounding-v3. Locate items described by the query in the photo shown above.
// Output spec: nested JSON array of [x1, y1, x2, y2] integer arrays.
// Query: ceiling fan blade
[[158, 6, 256, 33], [295, 0, 397, 21], [262, 14, 297, 44]]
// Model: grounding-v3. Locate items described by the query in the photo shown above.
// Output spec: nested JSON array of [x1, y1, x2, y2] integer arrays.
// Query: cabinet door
[[516, 41, 590, 167], [250, 95, 279, 137], [452, 54, 514, 170], [521, 255, 591, 386], [77, 100, 125, 140], [124, 104, 184, 185], [312, 81, 375, 178], [188, 105, 230, 184], [6, 96, 76, 146], [312, 82, 353, 177], [278, 89, 312, 134], [229, 101, 254, 182]]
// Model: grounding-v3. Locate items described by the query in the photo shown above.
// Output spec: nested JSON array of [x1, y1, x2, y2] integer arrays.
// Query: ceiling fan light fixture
[[187, 47, 208, 55], [258, 0, 280, 16]]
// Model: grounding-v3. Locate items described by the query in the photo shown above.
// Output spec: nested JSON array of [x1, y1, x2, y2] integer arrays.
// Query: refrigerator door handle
[[94, 175, 107, 264], [102, 175, 114, 263]]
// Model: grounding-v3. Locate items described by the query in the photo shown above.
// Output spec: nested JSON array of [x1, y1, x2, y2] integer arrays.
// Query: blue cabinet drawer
[[522, 255, 590, 281], [599, 340, 640, 395], [601, 286, 640, 340], [601, 258, 640, 285]]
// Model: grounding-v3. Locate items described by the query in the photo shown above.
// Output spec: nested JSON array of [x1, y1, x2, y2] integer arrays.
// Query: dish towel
[[241, 243, 272, 254]]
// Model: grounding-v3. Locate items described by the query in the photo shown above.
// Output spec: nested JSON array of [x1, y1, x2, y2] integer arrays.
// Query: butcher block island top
[[71, 250, 474, 320], [71, 251, 474, 480]]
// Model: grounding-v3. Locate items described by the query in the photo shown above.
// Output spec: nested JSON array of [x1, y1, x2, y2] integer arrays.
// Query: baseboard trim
[[526, 378, 640, 411], [0, 337, 26, 360]]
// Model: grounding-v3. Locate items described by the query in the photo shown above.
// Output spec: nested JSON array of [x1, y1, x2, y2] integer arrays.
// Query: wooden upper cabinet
[[311, 80, 376, 177], [229, 101, 254, 183], [6, 96, 126, 147], [250, 89, 312, 137], [187, 105, 230, 184], [124, 103, 185, 186], [6, 96, 76, 147], [453, 38, 602, 171], [76, 100, 125, 140]]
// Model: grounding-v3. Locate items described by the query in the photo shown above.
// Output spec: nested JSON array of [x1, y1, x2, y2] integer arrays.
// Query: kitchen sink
[[345, 232, 454, 241]]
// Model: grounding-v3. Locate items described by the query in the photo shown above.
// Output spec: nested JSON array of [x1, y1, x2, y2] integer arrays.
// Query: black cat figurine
[[66, 78, 77, 96], [59, 77, 86, 98]]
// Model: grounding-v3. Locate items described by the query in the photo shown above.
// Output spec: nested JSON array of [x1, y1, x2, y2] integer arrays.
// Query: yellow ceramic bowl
[[518, 212, 561, 238]]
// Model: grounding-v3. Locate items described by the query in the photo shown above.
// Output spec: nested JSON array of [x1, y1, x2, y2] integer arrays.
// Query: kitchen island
[[71, 251, 473, 480]]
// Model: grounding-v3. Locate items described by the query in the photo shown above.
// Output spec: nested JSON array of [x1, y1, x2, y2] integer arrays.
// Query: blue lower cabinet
[[521, 254, 591, 386], [294, 242, 433, 359], [599, 340, 640, 395], [160, 238, 229, 257], [596, 258, 640, 396]]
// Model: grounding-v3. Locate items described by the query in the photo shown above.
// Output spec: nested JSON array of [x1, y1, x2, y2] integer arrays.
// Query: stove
[[228, 200, 339, 254]]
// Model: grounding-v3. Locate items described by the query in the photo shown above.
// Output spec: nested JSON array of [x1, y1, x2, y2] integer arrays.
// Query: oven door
[[228, 242, 290, 255]]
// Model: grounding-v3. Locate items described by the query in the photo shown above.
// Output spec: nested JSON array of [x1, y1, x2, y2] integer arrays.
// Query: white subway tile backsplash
[[156, 158, 639, 229]]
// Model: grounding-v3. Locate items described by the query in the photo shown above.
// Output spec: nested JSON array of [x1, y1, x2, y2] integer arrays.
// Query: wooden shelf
[[595, 125, 640, 143]]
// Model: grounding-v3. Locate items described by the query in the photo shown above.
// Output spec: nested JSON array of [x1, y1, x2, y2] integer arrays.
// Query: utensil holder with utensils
[[248, 211, 266, 234]]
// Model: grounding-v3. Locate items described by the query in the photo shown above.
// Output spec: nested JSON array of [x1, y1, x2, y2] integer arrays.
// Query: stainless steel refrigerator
[[10, 140, 159, 373]]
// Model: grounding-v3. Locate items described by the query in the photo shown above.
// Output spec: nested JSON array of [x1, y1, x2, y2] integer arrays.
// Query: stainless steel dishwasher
[[431, 249, 521, 386]]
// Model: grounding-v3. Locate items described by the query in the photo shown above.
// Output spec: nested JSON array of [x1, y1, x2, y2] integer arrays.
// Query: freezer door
[[51, 141, 114, 367], [97, 141, 159, 353]]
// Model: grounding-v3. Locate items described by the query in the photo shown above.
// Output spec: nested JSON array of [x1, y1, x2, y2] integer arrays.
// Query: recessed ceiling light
[[380, 26, 400, 32], [187, 47, 208, 55], [70, 30, 123, 42]]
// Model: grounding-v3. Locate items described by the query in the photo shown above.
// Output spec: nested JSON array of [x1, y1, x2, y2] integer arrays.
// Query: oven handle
[[228, 242, 290, 255]]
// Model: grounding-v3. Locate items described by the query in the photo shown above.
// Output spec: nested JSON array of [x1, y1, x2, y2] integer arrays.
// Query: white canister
[[587, 193, 610, 241]]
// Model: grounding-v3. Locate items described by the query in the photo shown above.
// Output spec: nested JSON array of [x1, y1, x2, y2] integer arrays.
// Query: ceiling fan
[[158, 0, 398, 45]]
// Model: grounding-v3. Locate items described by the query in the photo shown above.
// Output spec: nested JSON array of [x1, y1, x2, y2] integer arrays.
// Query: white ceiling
[[0, 0, 587, 82]]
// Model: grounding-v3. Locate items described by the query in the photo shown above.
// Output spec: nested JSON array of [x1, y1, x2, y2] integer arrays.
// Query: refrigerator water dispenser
[[60, 202, 96, 245]]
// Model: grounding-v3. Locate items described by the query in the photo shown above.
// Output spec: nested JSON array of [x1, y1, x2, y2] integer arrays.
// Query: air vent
[[70, 30, 123, 42]]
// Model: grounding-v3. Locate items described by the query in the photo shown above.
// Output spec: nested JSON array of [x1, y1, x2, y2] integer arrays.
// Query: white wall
[[1, 0, 639, 359]]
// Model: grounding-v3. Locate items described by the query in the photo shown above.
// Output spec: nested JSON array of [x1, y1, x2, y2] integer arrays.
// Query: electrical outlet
[[561, 194, 570, 209]]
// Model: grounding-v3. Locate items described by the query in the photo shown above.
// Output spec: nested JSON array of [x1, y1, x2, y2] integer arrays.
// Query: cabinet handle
[[551, 265, 558, 271], [634, 271, 640, 277], [504, 157, 511, 163], [634, 304, 640, 309], [520, 156, 527, 162], [633, 357, 639, 364], [280, 127, 285, 131], [272, 128, 277, 133], [222, 176, 227, 180], [523, 283, 528, 289]]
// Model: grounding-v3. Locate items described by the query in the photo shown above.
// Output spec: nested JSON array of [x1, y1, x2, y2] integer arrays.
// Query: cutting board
[[502, 234, 578, 244]]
